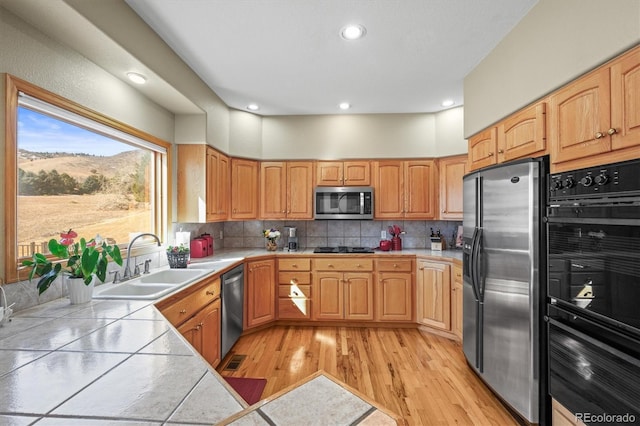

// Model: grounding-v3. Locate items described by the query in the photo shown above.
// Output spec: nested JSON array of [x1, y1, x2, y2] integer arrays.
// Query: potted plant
[[22, 229, 123, 302], [166, 244, 190, 268], [263, 228, 281, 251]]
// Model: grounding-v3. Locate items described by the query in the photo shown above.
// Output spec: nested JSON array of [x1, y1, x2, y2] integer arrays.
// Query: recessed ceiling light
[[339, 102, 351, 110], [441, 99, 455, 107], [340, 24, 366, 40], [247, 104, 260, 111], [126, 72, 147, 85]]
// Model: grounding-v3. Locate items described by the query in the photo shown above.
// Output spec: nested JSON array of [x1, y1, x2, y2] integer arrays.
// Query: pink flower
[[59, 237, 74, 246]]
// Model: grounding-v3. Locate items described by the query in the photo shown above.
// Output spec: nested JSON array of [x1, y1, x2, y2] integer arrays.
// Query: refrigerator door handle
[[472, 227, 483, 302]]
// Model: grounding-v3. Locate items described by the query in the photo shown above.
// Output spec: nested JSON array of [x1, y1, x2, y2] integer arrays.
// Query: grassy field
[[17, 194, 151, 255]]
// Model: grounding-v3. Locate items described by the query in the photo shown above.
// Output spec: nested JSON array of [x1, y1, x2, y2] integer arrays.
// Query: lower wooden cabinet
[[278, 258, 312, 320], [551, 399, 585, 426], [246, 259, 276, 328], [416, 259, 451, 331], [177, 297, 221, 367], [375, 259, 413, 321], [156, 275, 222, 367], [451, 263, 463, 339], [313, 271, 374, 320]]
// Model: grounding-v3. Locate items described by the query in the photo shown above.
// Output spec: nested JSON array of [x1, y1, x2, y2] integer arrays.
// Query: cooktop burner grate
[[313, 246, 374, 254]]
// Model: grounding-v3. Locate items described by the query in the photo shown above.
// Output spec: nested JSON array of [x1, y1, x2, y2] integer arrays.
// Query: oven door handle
[[548, 317, 640, 367]]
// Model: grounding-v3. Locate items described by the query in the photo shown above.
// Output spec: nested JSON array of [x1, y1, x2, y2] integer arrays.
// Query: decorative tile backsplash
[[172, 219, 462, 251]]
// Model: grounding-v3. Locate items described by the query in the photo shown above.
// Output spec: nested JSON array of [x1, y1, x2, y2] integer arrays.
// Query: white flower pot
[[66, 275, 96, 304]]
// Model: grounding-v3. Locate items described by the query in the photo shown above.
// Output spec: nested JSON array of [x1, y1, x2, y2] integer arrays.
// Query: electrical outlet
[[381, 230, 387, 239], [219, 230, 224, 240]]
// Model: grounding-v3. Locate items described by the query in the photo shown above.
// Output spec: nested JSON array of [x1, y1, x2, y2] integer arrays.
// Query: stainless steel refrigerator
[[462, 157, 548, 424]]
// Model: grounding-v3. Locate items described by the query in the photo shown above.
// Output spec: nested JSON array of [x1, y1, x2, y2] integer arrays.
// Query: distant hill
[[18, 149, 145, 181]]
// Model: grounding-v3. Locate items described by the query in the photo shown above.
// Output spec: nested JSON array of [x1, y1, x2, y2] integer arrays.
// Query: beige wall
[[464, 0, 640, 138], [260, 107, 466, 160], [228, 109, 263, 158]]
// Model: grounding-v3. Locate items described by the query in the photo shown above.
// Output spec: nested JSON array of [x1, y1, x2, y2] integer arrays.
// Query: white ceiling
[[125, 0, 538, 116]]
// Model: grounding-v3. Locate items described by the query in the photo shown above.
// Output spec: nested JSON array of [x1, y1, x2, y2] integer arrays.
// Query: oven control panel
[[549, 158, 640, 200]]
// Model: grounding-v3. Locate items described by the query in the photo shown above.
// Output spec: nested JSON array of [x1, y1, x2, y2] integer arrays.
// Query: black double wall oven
[[546, 158, 640, 423]]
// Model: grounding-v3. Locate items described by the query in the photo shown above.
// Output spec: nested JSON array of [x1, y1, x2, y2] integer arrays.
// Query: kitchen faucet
[[121, 233, 162, 281]]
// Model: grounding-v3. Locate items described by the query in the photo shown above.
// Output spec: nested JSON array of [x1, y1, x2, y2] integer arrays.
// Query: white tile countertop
[[0, 248, 420, 424]]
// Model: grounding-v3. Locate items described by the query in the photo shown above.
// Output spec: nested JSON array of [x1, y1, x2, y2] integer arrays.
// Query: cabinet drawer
[[375, 259, 413, 272], [278, 298, 311, 319], [158, 277, 220, 327], [279, 258, 311, 271], [313, 258, 373, 271], [278, 284, 311, 299], [278, 271, 311, 285]]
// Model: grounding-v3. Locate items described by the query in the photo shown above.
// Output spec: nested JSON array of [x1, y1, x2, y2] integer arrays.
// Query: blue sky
[[18, 107, 133, 156]]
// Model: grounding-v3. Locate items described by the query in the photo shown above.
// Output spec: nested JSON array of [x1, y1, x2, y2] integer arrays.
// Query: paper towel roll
[[175, 231, 191, 248]]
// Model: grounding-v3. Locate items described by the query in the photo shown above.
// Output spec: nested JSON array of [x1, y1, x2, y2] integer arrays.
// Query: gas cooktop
[[313, 246, 375, 254]]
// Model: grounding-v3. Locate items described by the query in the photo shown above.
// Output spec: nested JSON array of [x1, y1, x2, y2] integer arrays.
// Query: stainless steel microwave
[[314, 186, 374, 220]]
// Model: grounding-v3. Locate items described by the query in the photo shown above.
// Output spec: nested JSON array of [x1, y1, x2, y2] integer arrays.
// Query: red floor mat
[[222, 376, 267, 405]]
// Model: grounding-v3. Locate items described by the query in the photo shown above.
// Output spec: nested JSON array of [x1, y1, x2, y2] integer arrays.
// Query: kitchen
[[1, 0, 639, 425]]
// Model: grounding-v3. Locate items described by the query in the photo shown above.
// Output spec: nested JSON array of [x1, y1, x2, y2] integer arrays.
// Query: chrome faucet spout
[[122, 233, 161, 280]]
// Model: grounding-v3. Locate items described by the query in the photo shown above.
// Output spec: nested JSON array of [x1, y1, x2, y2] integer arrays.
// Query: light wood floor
[[216, 326, 518, 425]]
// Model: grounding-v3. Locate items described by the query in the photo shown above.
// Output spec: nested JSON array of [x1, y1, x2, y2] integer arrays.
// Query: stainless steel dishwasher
[[221, 264, 244, 358]]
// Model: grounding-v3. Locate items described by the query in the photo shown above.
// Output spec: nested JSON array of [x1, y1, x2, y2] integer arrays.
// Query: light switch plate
[[381, 230, 387, 239]]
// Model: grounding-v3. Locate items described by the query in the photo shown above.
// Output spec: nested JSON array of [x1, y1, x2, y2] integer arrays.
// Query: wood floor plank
[[218, 325, 518, 425]]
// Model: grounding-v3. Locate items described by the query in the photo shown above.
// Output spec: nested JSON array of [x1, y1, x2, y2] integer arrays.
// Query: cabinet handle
[[393, 263, 398, 268], [488, 152, 494, 157], [607, 128, 617, 136], [206, 290, 215, 296], [595, 132, 605, 139], [442, 209, 446, 213], [498, 149, 504, 154], [328, 264, 334, 268], [292, 290, 299, 296], [419, 267, 424, 270], [180, 309, 187, 314], [292, 264, 297, 267], [356, 264, 362, 268]]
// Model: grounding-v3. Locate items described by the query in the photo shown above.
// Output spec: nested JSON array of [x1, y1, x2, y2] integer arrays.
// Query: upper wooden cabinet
[[438, 155, 467, 220], [373, 160, 438, 220], [467, 127, 497, 171], [177, 145, 229, 223], [497, 102, 546, 163], [316, 161, 370, 186], [207, 148, 230, 221], [231, 158, 258, 219], [260, 161, 314, 219], [549, 46, 640, 171]]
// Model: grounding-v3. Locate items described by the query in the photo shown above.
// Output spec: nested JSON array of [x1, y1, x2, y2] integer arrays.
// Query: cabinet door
[[287, 161, 314, 219], [177, 314, 202, 353], [313, 272, 343, 320], [246, 259, 275, 328], [451, 264, 463, 340], [344, 272, 373, 320], [207, 149, 229, 221], [497, 102, 546, 162], [404, 160, 437, 219], [610, 47, 640, 151], [549, 68, 611, 164], [373, 161, 403, 219], [260, 162, 287, 219], [316, 161, 343, 186], [416, 260, 451, 330], [199, 298, 221, 367], [231, 158, 258, 219], [468, 127, 497, 171], [343, 161, 370, 186], [376, 272, 412, 321], [438, 155, 467, 220]]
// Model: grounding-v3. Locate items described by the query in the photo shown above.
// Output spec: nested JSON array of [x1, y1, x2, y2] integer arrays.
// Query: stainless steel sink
[[93, 268, 211, 300]]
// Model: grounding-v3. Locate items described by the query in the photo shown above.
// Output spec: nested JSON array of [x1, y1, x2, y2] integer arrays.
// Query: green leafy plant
[[22, 229, 123, 295], [166, 244, 190, 254]]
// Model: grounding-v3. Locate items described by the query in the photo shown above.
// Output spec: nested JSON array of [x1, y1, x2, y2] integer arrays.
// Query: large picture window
[[4, 75, 170, 283]]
